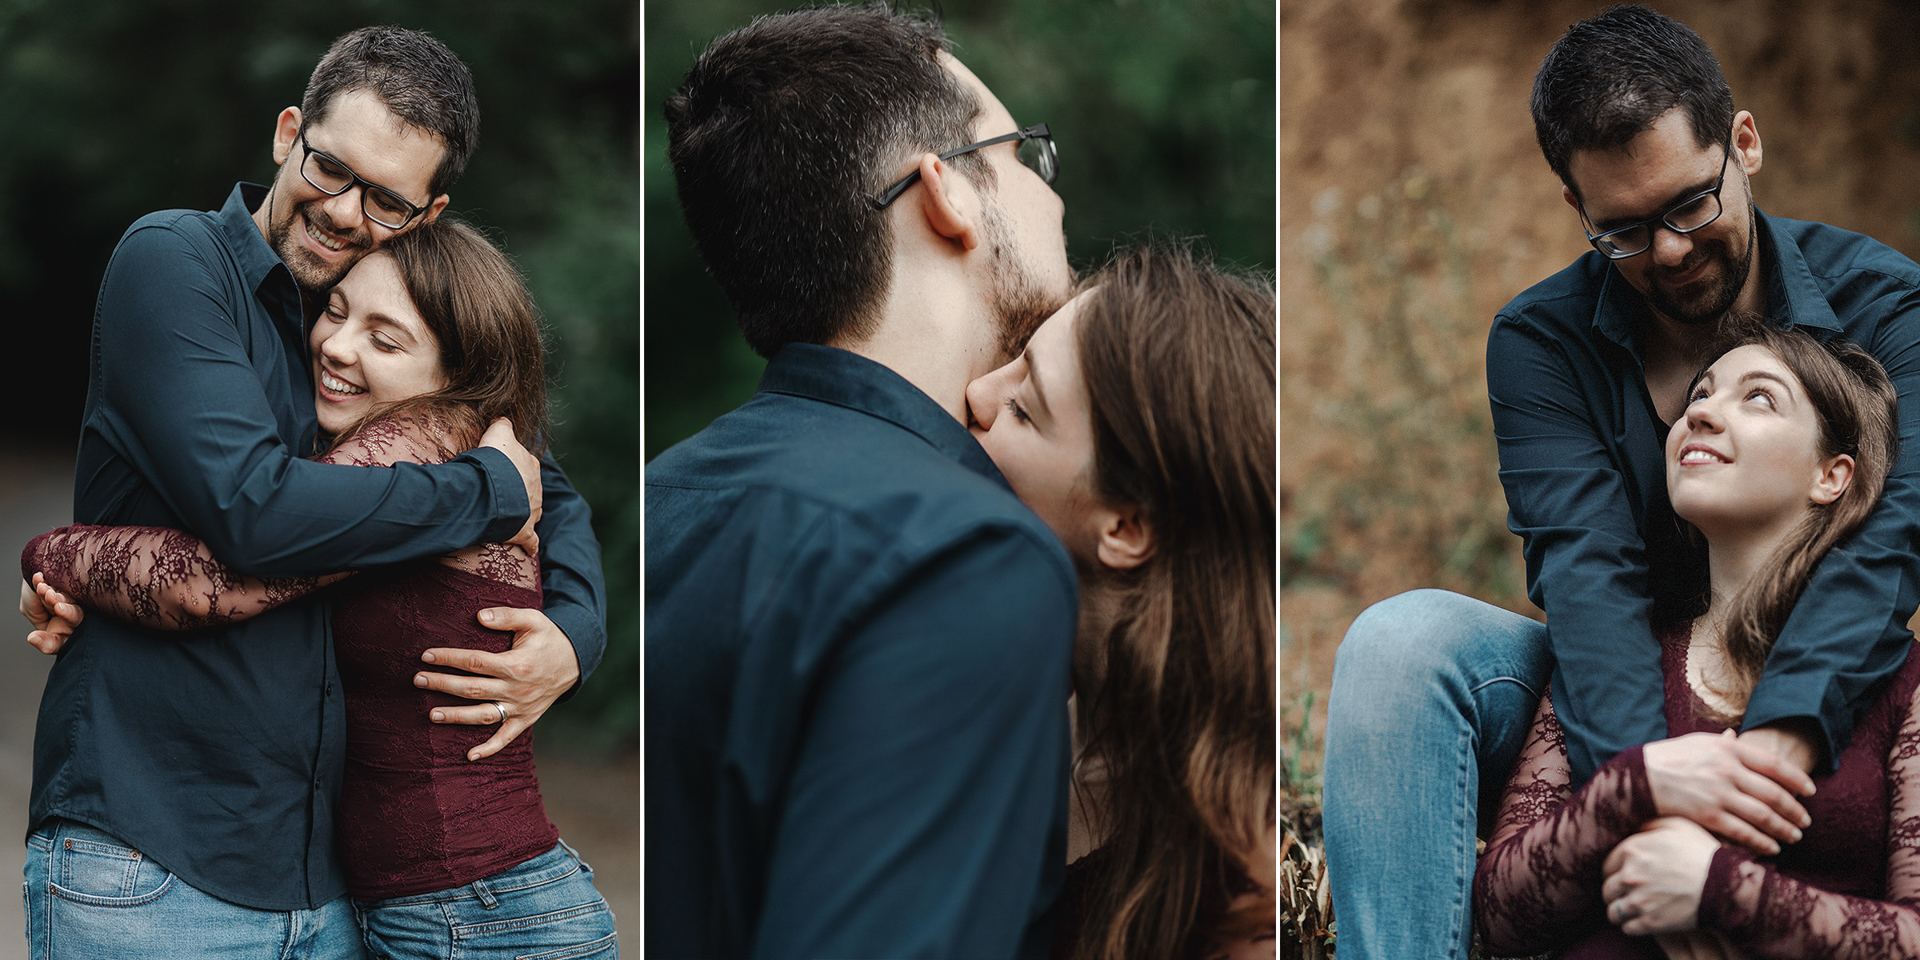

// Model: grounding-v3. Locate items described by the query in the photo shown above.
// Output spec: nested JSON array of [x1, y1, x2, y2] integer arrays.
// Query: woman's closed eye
[[1005, 396, 1032, 424]]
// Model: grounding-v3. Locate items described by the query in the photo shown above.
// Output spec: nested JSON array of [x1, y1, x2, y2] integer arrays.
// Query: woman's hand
[[1643, 729, 1812, 855], [21, 574, 82, 655], [1601, 816, 1721, 935]]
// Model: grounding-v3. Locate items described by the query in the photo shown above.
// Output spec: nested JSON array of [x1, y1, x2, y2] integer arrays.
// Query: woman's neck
[[1691, 513, 1802, 714]]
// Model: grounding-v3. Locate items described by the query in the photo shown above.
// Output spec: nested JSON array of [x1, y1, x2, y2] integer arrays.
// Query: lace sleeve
[[1696, 679, 1920, 957], [321, 409, 536, 588], [1472, 692, 1657, 955], [318, 409, 469, 469], [23, 525, 344, 632]]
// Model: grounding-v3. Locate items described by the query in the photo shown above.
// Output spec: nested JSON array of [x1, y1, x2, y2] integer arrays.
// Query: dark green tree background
[[0, 0, 638, 755], [645, 0, 1276, 458]]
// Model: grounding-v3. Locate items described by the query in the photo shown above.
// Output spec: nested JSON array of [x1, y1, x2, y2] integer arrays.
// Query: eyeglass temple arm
[[867, 124, 1050, 210]]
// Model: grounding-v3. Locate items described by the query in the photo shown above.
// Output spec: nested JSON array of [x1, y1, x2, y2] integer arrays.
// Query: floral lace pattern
[[1473, 625, 1920, 957], [21, 412, 535, 630]]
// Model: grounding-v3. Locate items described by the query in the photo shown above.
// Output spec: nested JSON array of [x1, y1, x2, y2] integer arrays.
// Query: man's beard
[[979, 201, 1069, 360], [265, 185, 371, 292], [1643, 209, 1757, 326]]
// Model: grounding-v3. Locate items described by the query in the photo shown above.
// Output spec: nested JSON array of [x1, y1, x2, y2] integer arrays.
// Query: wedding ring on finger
[[1610, 899, 1634, 923], [493, 701, 509, 725]]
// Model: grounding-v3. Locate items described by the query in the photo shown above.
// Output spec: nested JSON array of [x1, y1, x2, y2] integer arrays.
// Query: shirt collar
[[1590, 207, 1844, 352], [756, 342, 1010, 485], [222, 182, 301, 307]]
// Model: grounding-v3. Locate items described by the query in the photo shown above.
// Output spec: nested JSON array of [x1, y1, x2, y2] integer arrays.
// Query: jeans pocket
[[516, 930, 617, 960], [47, 834, 174, 907]]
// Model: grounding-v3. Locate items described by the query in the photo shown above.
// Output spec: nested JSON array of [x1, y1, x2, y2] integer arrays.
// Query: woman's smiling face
[[965, 290, 1100, 557], [308, 251, 448, 436], [1665, 343, 1838, 538]]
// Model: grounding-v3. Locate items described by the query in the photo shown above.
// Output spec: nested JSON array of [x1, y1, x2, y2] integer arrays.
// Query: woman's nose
[[965, 376, 998, 430]]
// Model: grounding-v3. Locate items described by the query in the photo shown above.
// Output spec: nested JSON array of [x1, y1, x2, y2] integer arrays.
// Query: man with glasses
[[1324, 6, 1920, 956], [647, 5, 1074, 958], [18, 26, 604, 958]]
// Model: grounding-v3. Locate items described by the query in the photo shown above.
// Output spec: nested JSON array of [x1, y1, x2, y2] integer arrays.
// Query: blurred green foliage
[[645, 0, 1276, 458], [0, 0, 637, 756]]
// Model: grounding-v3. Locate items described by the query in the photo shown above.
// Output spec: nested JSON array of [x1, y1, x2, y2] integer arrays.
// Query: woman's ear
[[1094, 504, 1155, 570], [1811, 452, 1855, 505]]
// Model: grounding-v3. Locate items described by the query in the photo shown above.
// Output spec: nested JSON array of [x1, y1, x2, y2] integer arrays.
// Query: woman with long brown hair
[[22, 218, 617, 959], [1473, 323, 1920, 957], [967, 244, 1277, 959]]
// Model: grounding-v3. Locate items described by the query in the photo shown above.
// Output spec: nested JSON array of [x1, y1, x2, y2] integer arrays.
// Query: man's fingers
[[1708, 814, 1779, 857], [428, 701, 515, 726], [476, 605, 545, 636], [1733, 739, 1817, 796], [467, 721, 529, 762], [415, 668, 511, 703], [1733, 768, 1809, 832], [27, 630, 66, 655]]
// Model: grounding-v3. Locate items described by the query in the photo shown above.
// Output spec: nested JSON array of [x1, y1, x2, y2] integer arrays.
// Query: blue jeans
[[1322, 589, 1552, 960], [23, 818, 366, 959], [353, 840, 616, 960]]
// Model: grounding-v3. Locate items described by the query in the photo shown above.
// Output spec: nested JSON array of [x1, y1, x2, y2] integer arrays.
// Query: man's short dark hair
[[664, 3, 992, 357], [1530, 5, 1734, 197], [302, 25, 480, 199]]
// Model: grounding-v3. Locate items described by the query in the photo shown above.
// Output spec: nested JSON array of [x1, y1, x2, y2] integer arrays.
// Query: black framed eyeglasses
[[869, 123, 1057, 210], [1580, 138, 1733, 260], [297, 131, 430, 231]]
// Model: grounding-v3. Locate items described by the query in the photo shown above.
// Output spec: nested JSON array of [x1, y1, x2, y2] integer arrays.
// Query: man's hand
[[1601, 816, 1720, 936], [478, 418, 542, 555], [1643, 729, 1813, 855], [21, 574, 82, 655], [414, 606, 579, 761], [1737, 719, 1820, 778]]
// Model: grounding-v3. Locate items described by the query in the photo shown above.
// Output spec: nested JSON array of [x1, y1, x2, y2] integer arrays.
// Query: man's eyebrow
[[1026, 345, 1054, 423], [1590, 171, 1721, 232]]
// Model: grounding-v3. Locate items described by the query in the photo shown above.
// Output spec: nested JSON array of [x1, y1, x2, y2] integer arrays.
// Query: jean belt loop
[[472, 877, 499, 910]]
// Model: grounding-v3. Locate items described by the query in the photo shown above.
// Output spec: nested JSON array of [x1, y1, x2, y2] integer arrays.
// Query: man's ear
[[1094, 504, 1155, 571], [1810, 453, 1855, 505], [421, 194, 450, 228], [1562, 183, 1581, 211], [917, 153, 980, 252], [271, 107, 302, 166]]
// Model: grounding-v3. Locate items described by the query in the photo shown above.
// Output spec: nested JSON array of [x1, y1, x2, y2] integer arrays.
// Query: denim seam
[[454, 900, 611, 937], [46, 874, 176, 908], [1467, 676, 1540, 698], [514, 929, 618, 960], [1450, 719, 1473, 960]]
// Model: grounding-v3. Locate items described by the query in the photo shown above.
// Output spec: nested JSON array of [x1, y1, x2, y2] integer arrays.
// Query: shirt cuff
[[542, 601, 604, 701], [455, 447, 531, 544]]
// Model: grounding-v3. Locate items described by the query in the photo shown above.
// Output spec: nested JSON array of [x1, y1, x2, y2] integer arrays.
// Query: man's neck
[[1640, 265, 1769, 424], [832, 270, 1001, 425]]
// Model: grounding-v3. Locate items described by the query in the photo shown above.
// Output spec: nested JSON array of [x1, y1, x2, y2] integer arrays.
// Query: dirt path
[[0, 445, 635, 956]]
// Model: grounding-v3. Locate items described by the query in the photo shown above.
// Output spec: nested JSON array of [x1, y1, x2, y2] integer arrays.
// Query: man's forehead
[[939, 51, 1013, 129], [305, 88, 445, 199], [1566, 112, 1721, 213]]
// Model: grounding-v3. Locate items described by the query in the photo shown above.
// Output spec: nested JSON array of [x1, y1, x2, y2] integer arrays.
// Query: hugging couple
[[1327, 6, 1920, 959], [19, 25, 616, 960], [644, 5, 1276, 960]]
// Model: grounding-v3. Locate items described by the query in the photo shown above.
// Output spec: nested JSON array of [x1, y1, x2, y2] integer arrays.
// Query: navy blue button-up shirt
[[645, 343, 1077, 959], [32, 183, 607, 910], [1489, 209, 1920, 782]]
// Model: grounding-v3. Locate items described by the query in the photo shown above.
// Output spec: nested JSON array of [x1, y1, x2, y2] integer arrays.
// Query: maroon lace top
[[23, 413, 558, 899], [1473, 625, 1920, 957]]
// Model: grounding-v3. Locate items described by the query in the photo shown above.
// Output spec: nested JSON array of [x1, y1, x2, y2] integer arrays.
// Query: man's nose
[[1649, 223, 1694, 267], [320, 187, 366, 234]]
